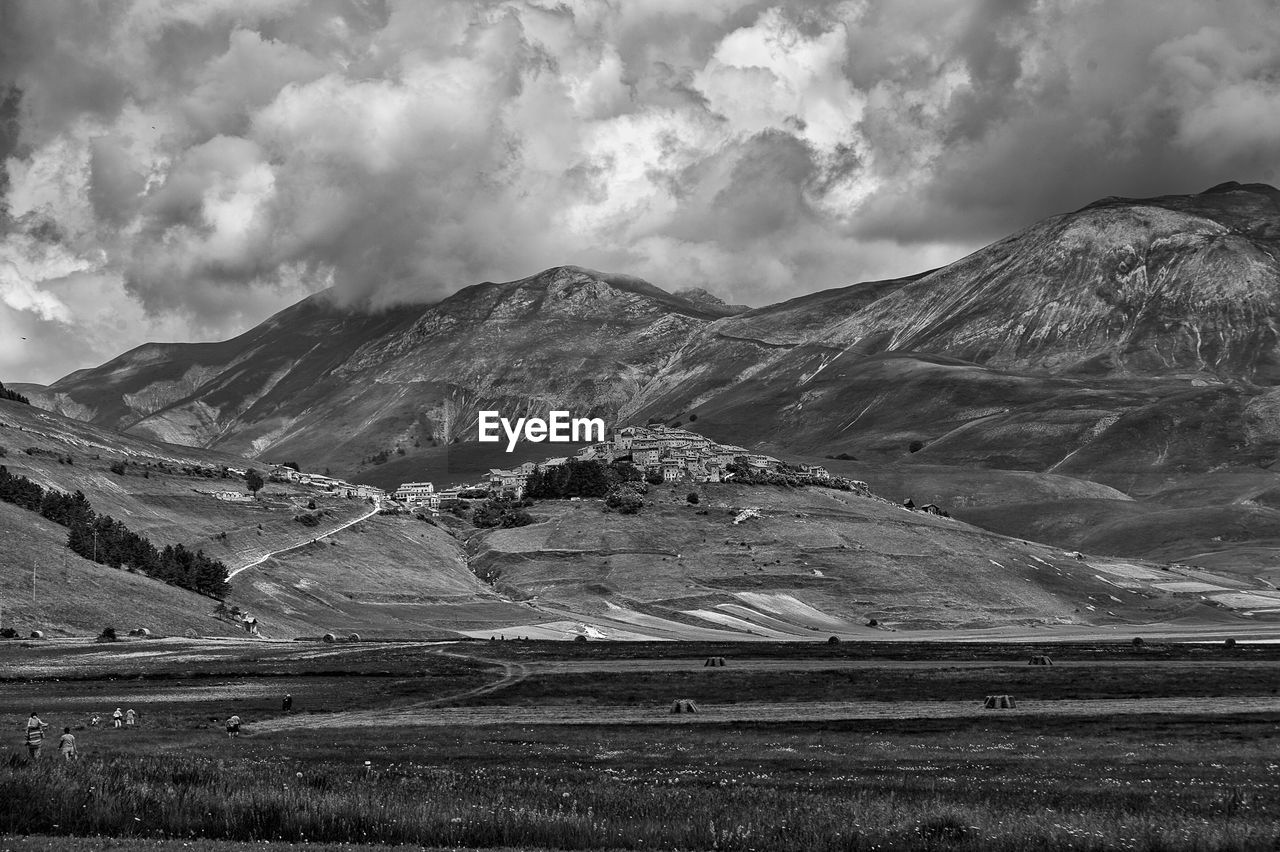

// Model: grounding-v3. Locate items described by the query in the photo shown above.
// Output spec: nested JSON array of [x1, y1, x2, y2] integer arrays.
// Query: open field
[[3, 639, 1280, 850]]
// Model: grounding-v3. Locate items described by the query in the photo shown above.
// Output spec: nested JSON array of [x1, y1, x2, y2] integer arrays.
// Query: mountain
[[20, 266, 739, 475], [16, 183, 1280, 581]]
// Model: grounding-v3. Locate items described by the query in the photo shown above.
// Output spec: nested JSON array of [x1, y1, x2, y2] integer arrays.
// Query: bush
[[109, 461, 127, 475], [0, 627, 17, 639], [827, 635, 840, 644], [908, 441, 924, 453], [1132, 636, 1145, 648], [605, 488, 644, 515], [573, 634, 587, 643], [294, 512, 322, 527], [472, 498, 534, 529], [867, 618, 879, 627], [96, 626, 118, 643], [686, 492, 699, 504], [1225, 637, 1237, 648]]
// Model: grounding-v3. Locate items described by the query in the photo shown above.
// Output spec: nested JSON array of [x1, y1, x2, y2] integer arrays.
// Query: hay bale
[[983, 695, 1016, 709], [669, 698, 700, 714], [1028, 655, 1053, 666], [348, 632, 361, 642], [322, 632, 336, 643], [703, 657, 726, 667], [28, 630, 44, 640]]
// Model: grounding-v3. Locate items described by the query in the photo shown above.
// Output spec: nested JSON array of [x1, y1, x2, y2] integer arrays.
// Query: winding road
[[226, 504, 381, 581]]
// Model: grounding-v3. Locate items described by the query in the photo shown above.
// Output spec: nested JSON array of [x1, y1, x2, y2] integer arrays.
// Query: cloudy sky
[[2, 0, 1279, 383]]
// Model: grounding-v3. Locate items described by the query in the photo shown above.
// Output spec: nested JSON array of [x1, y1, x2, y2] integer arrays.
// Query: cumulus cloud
[[2, 0, 1279, 382]]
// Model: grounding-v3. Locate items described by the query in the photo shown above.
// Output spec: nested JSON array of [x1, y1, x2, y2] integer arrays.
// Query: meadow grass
[[2, 717, 1278, 851]]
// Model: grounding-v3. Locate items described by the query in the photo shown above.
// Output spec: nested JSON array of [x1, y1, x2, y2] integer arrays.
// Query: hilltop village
[[385, 424, 837, 513]]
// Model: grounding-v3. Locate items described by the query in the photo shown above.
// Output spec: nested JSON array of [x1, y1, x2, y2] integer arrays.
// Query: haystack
[[348, 632, 361, 642], [669, 699, 700, 714], [1028, 655, 1053, 666], [322, 632, 336, 643], [983, 694, 1016, 709], [703, 656, 726, 667], [28, 630, 44, 639]]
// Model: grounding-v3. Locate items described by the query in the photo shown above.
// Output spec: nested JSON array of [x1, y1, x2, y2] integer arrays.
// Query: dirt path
[[252, 695, 1280, 732], [227, 505, 381, 581], [249, 647, 528, 734]]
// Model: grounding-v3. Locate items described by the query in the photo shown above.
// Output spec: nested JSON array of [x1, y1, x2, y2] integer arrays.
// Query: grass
[[455, 663, 1280, 705], [3, 641, 1280, 849], [2, 717, 1279, 850]]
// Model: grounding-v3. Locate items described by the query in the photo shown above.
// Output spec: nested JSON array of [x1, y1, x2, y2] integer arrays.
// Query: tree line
[[0, 381, 30, 405], [523, 458, 643, 499], [0, 464, 229, 598]]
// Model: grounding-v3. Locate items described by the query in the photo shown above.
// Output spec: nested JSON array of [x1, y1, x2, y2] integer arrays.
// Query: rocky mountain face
[[20, 184, 1280, 494]]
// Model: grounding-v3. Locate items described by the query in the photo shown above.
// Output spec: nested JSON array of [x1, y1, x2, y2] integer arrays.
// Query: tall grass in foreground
[[2, 753, 1277, 851]]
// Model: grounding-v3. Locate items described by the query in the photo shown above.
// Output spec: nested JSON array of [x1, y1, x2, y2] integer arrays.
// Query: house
[[269, 464, 303, 483], [487, 468, 529, 497], [630, 441, 661, 467], [799, 464, 830, 480], [660, 460, 683, 482], [394, 481, 435, 503]]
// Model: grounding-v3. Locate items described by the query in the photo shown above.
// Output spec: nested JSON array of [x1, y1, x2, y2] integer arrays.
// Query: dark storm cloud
[[2, 0, 1280, 382]]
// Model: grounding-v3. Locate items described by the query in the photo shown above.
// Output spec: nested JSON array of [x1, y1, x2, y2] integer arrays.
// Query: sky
[[2, 0, 1280, 384]]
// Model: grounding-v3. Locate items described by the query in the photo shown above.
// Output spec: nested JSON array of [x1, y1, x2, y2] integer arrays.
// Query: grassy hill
[[462, 482, 1261, 638], [0, 501, 240, 638]]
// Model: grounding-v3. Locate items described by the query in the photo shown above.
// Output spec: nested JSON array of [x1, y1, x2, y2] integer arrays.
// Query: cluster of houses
[[267, 464, 386, 501], [387, 425, 830, 507]]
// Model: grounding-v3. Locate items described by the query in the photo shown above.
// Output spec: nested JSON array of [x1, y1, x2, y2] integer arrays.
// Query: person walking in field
[[282, 693, 293, 712], [112, 708, 123, 728], [225, 714, 241, 738], [24, 712, 48, 760], [58, 727, 78, 760], [125, 708, 137, 728], [89, 714, 101, 728]]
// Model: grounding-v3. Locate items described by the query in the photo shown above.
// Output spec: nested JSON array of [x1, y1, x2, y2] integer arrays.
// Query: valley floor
[[2, 638, 1280, 851]]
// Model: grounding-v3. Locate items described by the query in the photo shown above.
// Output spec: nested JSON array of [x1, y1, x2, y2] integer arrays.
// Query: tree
[[245, 468, 265, 497], [605, 488, 643, 514]]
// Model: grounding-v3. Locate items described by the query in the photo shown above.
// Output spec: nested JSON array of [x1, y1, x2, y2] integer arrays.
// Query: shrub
[[294, 512, 322, 527], [109, 461, 127, 475], [573, 635, 587, 643], [96, 626, 118, 643], [686, 492, 699, 504], [867, 618, 879, 627], [908, 441, 925, 453], [472, 498, 534, 529], [1225, 637, 1237, 648], [827, 635, 840, 644], [1132, 636, 1145, 648], [0, 627, 17, 639], [605, 488, 643, 515]]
